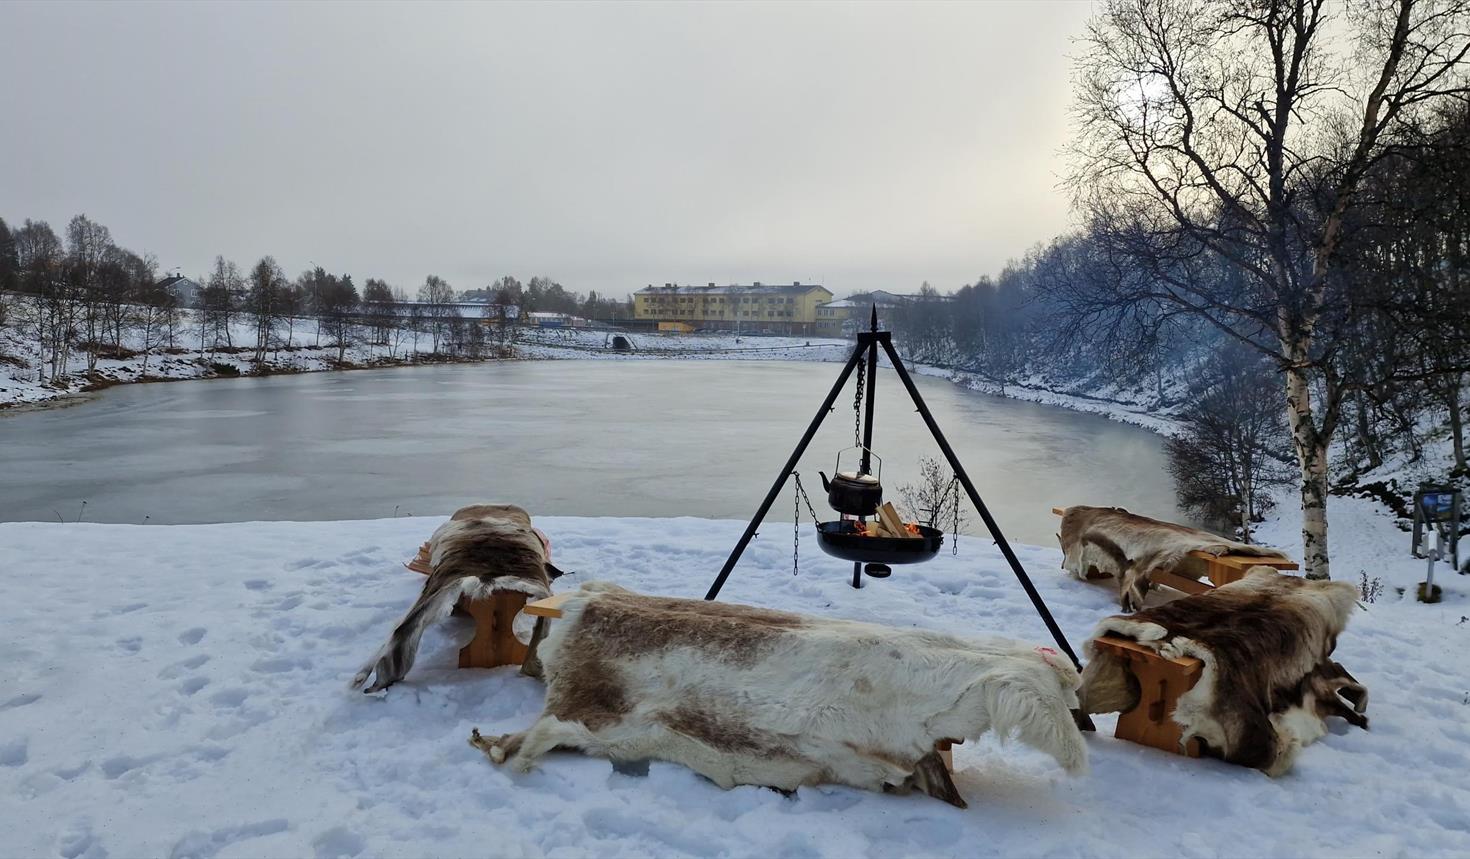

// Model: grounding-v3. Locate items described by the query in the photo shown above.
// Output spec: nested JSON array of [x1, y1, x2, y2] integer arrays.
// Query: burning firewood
[[878, 502, 922, 539]]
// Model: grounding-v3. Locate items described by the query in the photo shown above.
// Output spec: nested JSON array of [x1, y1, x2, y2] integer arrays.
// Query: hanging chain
[[853, 357, 866, 449], [794, 475, 800, 576], [792, 471, 820, 576], [951, 474, 962, 555]]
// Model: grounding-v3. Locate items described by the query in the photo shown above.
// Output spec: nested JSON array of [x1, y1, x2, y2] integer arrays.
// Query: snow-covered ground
[[3, 513, 1467, 858]]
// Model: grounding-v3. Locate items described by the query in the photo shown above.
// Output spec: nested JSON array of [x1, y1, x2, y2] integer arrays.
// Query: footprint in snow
[[243, 580, 271, 591], [209, 688, 249, 708], [177, 677, 210, 696], [192, 745, 230, 762], [286, 558, 332, 571], [0, 692, 41, 712], [311, 827, 367, 859], [0, 737, 29, 767], [54, 762, 90, 781], [158, 654, 211, 679], [167, 819, 289, 859], [250, 656, 308, 674], [177, 627, 207, 645], [57, 823, 107, 859], [101, 754, 160, 779], [114, 637, 142, 654]]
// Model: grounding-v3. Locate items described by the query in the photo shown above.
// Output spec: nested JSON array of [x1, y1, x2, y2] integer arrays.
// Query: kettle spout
[[817, 471, 832, 492]]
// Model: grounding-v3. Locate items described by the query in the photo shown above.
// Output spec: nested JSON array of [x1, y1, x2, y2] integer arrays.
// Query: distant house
[[359, 300, 509, 319], [525, 311, 590, 329], [157, 275, 202, 308], [814, 290, 943, 336]]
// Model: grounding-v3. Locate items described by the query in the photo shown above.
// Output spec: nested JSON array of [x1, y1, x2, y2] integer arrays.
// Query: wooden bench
[[1050, 507, 1298, 595], [405, 543, 559, 670], [1092, 635, 1203, 757]]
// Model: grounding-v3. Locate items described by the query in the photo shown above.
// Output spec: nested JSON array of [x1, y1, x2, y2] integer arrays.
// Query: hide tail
[[350, 576, 473, 693]]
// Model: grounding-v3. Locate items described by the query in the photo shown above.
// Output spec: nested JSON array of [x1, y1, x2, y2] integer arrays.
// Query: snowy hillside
[[2, 514, 1467, 858]]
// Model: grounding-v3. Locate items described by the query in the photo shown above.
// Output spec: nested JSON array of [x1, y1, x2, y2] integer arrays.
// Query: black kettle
[[819, 447, 883, 516]]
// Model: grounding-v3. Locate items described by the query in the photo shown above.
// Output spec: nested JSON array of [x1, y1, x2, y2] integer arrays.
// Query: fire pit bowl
[[815, 521, 944, 565]]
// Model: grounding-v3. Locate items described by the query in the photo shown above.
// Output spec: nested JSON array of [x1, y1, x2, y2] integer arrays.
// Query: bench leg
[[459, 592, 530, 669], [1114, 655, 1201, 757]]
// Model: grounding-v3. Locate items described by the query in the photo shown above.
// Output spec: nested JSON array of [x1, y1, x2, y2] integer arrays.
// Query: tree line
[[0, 215, 631, 376], [887, 0, 1470, 579]]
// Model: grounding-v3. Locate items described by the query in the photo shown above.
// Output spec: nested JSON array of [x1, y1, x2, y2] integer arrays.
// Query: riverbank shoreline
[[0, 349, 516, 416], [0, 324, 853, 414]]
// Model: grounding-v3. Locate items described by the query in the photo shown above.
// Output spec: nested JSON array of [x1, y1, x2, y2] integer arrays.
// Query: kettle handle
[[834, 446, 882, 479]]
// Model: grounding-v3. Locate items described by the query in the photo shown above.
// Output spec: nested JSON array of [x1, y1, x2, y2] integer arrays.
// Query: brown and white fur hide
[[1078, 568, 1367, 775], [471, 582, 1088, 807], [1059, 505, 1287, 611], [351, 504, 558, 693]]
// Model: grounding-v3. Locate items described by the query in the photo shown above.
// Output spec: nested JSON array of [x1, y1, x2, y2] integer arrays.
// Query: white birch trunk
[[1284, 360, 1331, 579]]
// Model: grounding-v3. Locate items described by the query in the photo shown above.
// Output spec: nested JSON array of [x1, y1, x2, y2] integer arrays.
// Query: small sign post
[[1412, 485, 1462, 603]]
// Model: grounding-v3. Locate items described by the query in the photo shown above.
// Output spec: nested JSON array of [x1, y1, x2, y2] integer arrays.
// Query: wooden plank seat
[[1092, 635, 1203, 757], [1050, 506, 1298, 595]]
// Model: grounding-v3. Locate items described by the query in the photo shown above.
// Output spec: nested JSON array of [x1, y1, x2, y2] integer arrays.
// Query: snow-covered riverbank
[[518, 327, 1186, 433], [1, 514, 1466, 858], [0, 322, 851, 412]]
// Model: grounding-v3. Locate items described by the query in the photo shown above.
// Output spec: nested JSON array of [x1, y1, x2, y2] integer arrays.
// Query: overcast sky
[[1, 1, 1094, 299]]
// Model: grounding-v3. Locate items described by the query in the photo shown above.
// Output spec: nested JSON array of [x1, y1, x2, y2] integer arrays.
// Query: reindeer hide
[[471, 582, 1087, 807], [1059, 505, 1286, 610], [352, 503, 556, 693], [1079, 568, 1368, 775]]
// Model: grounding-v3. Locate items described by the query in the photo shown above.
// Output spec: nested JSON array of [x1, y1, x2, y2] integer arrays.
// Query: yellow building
[[633, 282, 834, 334]]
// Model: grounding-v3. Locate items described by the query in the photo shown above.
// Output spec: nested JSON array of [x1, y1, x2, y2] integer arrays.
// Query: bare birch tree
[[65, 214, 113, 371], [246, 256, 287, 365], [418, 275, 455, 354], [1068, 0, 1470, 577], [13, 219, 69, 380]]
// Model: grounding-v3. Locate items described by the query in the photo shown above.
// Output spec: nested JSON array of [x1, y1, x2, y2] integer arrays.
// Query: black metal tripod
[[703, 309, 1093, 714]]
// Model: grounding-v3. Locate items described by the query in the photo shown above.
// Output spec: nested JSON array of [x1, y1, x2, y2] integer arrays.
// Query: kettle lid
[[837, 471, 880, 485]]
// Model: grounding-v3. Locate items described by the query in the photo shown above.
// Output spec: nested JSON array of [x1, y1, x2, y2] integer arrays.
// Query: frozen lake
[[0, 360, 1187, 545]]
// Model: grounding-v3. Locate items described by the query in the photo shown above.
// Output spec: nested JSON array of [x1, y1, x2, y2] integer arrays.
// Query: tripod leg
[[852, 561, 862, 589], [878, 340, 1095, 729], [704, 342, 869, 600]]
